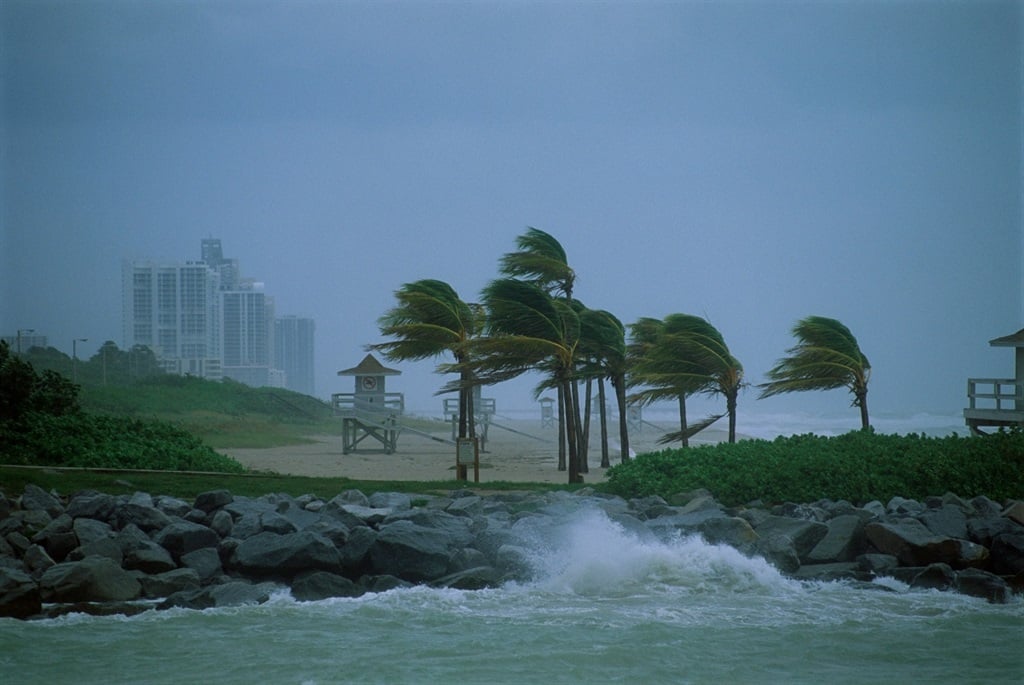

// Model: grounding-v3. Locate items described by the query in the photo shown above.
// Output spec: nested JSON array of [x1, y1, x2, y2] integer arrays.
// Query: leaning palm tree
[[368, 279, 479, 438], [446, 278, 584, 484], [628, 315, 715, 447], [578, 307, 630, 464], [498, 227, 576, 300], [759, 315, 871, 430], [640, 315, 744, 443]]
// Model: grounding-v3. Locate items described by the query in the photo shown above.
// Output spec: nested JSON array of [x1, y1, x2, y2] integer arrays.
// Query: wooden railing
[[966, 378, 1022, 410], [331, 392, 404, 417]]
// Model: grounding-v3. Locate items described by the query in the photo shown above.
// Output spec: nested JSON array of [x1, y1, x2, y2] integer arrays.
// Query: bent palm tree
[[759, 315, 871, 430], [578, 307, 630, 464], [368, 279, 479, 438], [499, 227, 576, 299], [449, 278, 584, 484], [628, 315, 720, 447]]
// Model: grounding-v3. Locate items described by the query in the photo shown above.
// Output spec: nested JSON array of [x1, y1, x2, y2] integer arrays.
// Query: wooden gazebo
[[331, 354, 404, 453], [964, 328, 1024, 435]]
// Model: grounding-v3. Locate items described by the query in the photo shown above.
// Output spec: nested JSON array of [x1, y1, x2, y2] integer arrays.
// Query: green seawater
[[4, 509, 1022, 684]]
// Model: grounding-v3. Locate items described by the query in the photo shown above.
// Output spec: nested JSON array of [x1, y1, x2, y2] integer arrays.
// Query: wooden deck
[[964, 377, 1024, 434]]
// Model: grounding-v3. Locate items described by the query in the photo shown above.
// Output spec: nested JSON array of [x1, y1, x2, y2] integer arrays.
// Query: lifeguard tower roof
[[989, 329, 1024, 347], [337, 353, 401, 377]]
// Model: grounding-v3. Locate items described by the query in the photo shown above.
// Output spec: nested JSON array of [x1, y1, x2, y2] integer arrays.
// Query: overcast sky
[[2, 0, 1021, 423]]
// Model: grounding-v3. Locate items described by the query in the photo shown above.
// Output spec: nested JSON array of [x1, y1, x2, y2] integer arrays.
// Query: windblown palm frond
[[759, 315, 871, 429], [498, 227, 576, 298]]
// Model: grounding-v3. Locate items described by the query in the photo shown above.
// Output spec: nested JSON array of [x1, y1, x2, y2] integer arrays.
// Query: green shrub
[[603, 429, 1024, 506]]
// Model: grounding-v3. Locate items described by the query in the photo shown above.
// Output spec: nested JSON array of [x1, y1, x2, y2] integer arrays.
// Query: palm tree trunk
[[557, 385, 567, 471], [613, 374, 630, 463], [580, 378, 592, 473], [458, 369, 470, 439], [678, 394, 689, 448], [598, 377, 610, 468], [726, 390, 737, 443], [858, 390, 870, 431], [563, 377, 582, 483]]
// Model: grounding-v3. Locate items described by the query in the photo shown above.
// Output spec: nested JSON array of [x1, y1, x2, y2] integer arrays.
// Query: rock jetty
[[1, 484, 1022, 619]]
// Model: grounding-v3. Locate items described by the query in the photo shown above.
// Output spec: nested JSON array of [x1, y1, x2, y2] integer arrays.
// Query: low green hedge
[[604, 429, 1024, 506]]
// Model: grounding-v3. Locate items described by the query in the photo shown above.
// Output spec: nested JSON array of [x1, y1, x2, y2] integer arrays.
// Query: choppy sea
[[4, 409, 1021, 684]]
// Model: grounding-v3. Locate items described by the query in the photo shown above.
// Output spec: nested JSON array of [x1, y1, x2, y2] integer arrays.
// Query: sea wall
[[1, 484, 1022, 619]]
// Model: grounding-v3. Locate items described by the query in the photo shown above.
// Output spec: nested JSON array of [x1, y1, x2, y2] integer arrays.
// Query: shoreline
[[219, 419, 738, 484]]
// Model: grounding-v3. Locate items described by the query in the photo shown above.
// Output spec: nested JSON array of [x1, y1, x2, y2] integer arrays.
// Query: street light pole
[[73, 338, 88, 383], [16, 328, 35, 355]]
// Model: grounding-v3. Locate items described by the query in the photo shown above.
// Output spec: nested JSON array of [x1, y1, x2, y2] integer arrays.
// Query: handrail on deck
[[331, 392, 405, 416], [966, 378, 1022, 410]]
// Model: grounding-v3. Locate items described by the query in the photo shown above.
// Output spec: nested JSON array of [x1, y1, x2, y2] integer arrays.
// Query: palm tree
[[639, 315, 744, 443], [628, 314, 727, 447], [498, 227, 581, 469], [368, 279, 479, 438], [498, 227, 576, 299], [451, 277, 584, 483], [759, 315, 871, 430], [578, 307, 630, 464]]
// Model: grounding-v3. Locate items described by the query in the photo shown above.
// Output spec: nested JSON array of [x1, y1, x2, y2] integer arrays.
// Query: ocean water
[[4, 506, 1021, 684]]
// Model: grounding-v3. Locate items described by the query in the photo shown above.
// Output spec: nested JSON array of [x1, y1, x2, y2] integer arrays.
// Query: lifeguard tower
[[443, 386, 496, 450], [964, 328, 1024, 435], [332, 354, 404, 454], [540, 397, 555, 428]]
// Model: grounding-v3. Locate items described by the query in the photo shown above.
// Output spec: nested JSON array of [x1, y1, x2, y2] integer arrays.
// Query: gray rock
[[967, 516, 1022, 547], [291, 571, 361, 601], [21, 484, 64, 518], [23, 543, 56, 576], [331, 490, 370, 507], [918, 505, 968, 539], [65, 491, 117, 521], [990, 533, 1024, 575], [910, 563, 956, 591], [806, 514, 867, 563], [790, 562, 862, 582], [753, 534, 801, 574], [159, 580, 276, 610], [369, 520, 452, 582], [154, 495, 193, 518], [69, 536, 123, 564], [0, 566, 42, 618], [360, 574, 413, 593], [368, 492, 412, 511], [866, 520, 989, 569], [338, 526, 377, 572], [180, 547, 222, 582], [39, 555, 141, 603], [856, 553, 900, 575], [154, 521, 220, 560], [117, 502, 173, 533], [233, 531, 341, 576], [72, 517, 113, 547], [754, 515, 828, 560], [209, 509, 234, 538], [194, 489, 234, 513], [137, 568, 201, 599], [955, 568, 1011, 604], [698, 516, 758, 551]]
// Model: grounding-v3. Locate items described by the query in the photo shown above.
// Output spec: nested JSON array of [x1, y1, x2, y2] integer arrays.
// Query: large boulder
[[866, 520, 989, 569], [990, 533, 1024, 575], [39, 555, 141, 603], [0, 567, 42, 618], [232, 531, 341, 576], [20, 484, 64, 518], [153, 521, 220, 561], [955, 568, 1012, 604], [369, 520, 453, 582], [117, 502, 173, 533], [194, 489, 233, 513], [291, 570, 362, 601], [136, 568, 201, 599], [806, 514, 868, 563], [918, 505, 968, 540], [65, 491, 117, 522], [753, 515, 828, 560], [159, 580, 277, 610]]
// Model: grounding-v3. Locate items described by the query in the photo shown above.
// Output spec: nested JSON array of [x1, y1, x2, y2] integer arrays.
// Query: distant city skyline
[[3, 1, 1020, 424]]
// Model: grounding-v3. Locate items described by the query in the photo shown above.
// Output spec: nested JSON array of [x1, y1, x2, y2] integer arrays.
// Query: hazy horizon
[[3, 1, 1021, 421]]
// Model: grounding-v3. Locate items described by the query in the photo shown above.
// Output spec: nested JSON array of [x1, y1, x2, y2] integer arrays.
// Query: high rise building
[[121, 259, 222, 378], [121, 239, 311, 389], [275, 315, 316, 396]]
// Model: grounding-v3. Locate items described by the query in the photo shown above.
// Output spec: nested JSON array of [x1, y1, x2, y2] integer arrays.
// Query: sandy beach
[[220, 418, 734, 484]]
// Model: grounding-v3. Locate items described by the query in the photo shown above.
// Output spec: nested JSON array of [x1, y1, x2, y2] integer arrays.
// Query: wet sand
[[219, 419, 733, 484]]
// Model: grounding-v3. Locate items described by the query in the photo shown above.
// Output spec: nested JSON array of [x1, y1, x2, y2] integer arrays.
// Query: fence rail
[[966, 378, 1022, 410]]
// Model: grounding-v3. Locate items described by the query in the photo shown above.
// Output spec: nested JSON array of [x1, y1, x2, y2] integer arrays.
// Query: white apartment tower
[[122, 239, 303, 389]]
